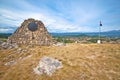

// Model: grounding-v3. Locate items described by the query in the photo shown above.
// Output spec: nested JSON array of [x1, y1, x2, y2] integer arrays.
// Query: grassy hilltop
[[0, 43, 120, 80]]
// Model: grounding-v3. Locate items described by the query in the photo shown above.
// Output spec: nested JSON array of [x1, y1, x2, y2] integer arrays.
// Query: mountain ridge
[[0, 30, 120, 38]]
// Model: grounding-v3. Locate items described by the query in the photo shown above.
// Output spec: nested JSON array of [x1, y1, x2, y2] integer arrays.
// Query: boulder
[[33, 56, 63, 76]]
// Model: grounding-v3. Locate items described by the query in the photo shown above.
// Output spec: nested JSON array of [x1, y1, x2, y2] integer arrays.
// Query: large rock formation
[[7, 18, 55, 46]]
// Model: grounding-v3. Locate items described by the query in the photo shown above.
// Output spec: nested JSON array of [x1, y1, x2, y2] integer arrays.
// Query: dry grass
[[0, 43, 120, 80]]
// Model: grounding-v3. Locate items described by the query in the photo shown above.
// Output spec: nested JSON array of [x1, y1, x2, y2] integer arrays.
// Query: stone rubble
[[0, 41, 18, 49], [15, 48, 28, 54], [53, 42, 66, 46], [33, 56, 63, 76]]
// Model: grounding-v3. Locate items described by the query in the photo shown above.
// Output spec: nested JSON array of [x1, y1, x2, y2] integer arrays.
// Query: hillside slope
[[0, 44, 120, 80]]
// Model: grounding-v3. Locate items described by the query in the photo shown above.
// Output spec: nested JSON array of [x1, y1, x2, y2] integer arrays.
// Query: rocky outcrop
[[33, 56, 63, 76], [1, 42, 18, 49], [7, 18, 55, 46], [0, 40, 18, 49]]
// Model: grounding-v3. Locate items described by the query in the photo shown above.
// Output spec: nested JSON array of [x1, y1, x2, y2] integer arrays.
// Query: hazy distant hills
[[99, 30, 120, 37], [50, 30, 120, 37], [0, 30, 120, 38]]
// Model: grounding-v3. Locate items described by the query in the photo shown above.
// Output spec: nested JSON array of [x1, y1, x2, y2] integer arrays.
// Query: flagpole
[[99, 23, 101, 41], [97, 21, 102, 44]]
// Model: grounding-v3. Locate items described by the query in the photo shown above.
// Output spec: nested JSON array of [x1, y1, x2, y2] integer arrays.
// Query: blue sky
[[0, 0, 120, 33]]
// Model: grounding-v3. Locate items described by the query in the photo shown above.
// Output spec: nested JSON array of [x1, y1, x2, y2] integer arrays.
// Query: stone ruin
[[7, 18, 55, 46]]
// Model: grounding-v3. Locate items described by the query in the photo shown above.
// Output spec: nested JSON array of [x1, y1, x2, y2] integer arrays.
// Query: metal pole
[[99, 24, 101, 41], [97, 21, 102, 44]]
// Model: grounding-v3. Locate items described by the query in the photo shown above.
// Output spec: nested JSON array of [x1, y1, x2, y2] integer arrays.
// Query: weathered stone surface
[[53, 42, 66, 46], [4, 60, 16, 66], [33, 56, 63, 76], [0, 41, 18, 49], [7, 18, 55, 46]]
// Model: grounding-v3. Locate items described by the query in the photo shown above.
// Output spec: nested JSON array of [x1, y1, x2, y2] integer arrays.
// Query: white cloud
[[0, 0, 100, 33], [1, 0, 119, 33], [0, 8, 98, 33], [0, 28, 13, 33]]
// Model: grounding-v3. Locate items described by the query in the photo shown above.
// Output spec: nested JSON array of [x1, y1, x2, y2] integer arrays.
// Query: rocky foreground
[[0, 43, 120, 80]]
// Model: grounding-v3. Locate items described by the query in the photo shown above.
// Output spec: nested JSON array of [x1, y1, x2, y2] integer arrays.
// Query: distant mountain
[[106, 30, 120, 32], [50, 30, 120, 37], [0, 30, 120, 38], [100, 30, 120, 37]]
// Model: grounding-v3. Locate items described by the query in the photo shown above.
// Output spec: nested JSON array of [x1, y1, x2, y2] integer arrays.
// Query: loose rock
[[0, 42, 18, 49], [33, 56, 63, 76], [53, 42, 66, 46]]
